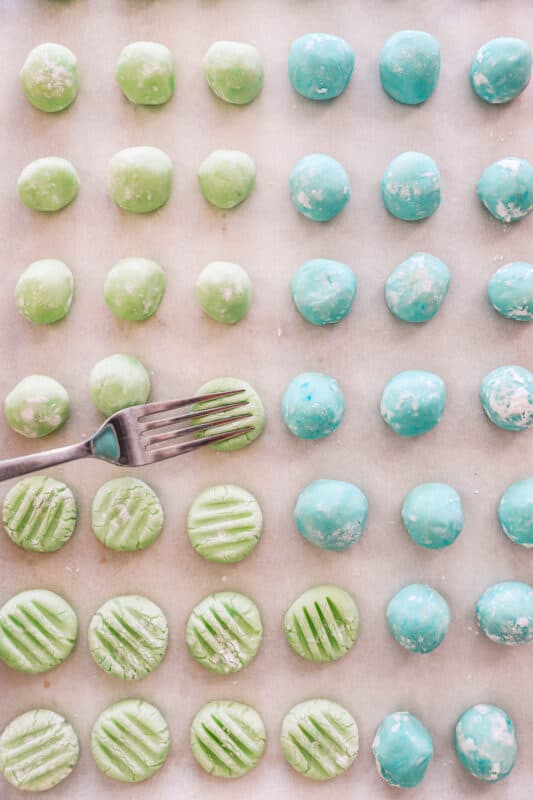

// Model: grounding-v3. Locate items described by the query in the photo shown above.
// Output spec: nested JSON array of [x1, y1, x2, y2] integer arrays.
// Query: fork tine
[[139, 400, 249, 434], [135, 389, 246, 420], [143, 413, 253, 447], [147, 425, 255, 462]]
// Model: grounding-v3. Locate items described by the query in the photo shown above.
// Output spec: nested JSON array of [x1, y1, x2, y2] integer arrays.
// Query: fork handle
[[0, 440, 92, 482]]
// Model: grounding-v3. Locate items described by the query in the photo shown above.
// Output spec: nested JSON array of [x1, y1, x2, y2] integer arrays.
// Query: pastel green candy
[[116, 41, 175, 105], [291, 259, 356, 325], [104, 257, 165, 321], [192, 377, 265, 451], [385, 252, 449, 323], [455, 705, 517, 782], [15, 259, 73, 324], [480, 365, 533, 431], [294, 479, 368, 551], [372, 712, 433, 788], [196, 261, 252, 324], [108, 146, 173, 213], [92, 477, 163, 551], [20, 43, 78, 113], [284, 584, 359, 662], [382, 151, 440, 221], [380, 370, 446, 437], [290, 154, 350, 222], [477, 157, 533, 223], [498, 478, 533, 547], [282, 372, 344, 440], [488, 262, 533, 321], [18, 157, 79, 212], [198, 150, 255, 209], [89, 353, 150, 416], [402, 482, 463, 549], [288, 33, 355, 101], [380, 30, 440, 105], [5, 375, 70, 438], [3, 475, 77, 552], [476, 580, 533, 645], [191, 700, 266, 778], [471, 38, 532, 104], [204, 41, 263, 105], [386, 583, 450, 653]]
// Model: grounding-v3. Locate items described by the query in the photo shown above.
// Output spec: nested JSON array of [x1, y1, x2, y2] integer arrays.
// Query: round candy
[[402, 482, 463, 549], [191, 700, 266, 778], [281, 699, 358, 780], [372, 712, 433, 788], [488, 262, 533, 322], [294, 479, 368, 551], [291, 259, 356, 325], [480, 365, 533, 431], [186, 591, 262, 674], [288, 33, 355, 101], [18, 157, 79, 212], [385, 252, 450, 323], [380, 370, 446, 437], [282, 372, 344, 440], [198, 150, 255, 209], [92, 477, 163, 552], [477, 157, 533, 223], [498, 478, 533, 547], [476, 580, 533, 645], [195, 261, 252, 324], [284, 584, 359, 662], [5, 375, 70, 438], [0, 589, 77, 673], [380, 30, 440, 105], [3, 475, 77, 553], [382, 151, 440, 221], [104, 257, 165, 321], [471, 38, 532, 104], [15, 259, 74, 325], [187, 484, 263, 563], [192, 377, 265, 452], [290, 154, 350, 222], [91, 699, 169, 783], [108, 146, 173, 213], [204, 40, 263, 105], [0, 709, 79, 792], [455, 704, 517, 782], [89, 353, 150, 416], [386, 583, 450, 653], [20, 43, 79, 113], [116, 41, 175, 105]]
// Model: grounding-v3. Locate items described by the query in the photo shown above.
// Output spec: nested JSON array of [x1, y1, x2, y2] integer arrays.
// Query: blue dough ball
[[291, 259, 357, 325], [477, 157, 533, 223], [288, 33, 355, 101], [455, 705, 517, 782], [488, 262, 533, 321], [382, 152, 441, 221], [402, 483, 463, 549], [372, 712, 433, 788], [281, 372, 344, 440], [480, 365, 533, 431], [498, 478, 533, 547], [471, 38, 532, 104], [380, 370, 446, 437], [386, 583, 450, 653], [380, 30, 440, 105], [294, 479, 368, 551], [386, 252, 450, 323], [476, 580, 533, 645], [290, 154, 351, 222]]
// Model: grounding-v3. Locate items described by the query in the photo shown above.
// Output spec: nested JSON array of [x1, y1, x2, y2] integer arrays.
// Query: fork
[[0, 389, 253, 482]]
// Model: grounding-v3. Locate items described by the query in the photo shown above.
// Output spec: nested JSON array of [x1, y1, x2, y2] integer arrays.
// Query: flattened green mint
[[15, 259, 73, 324], [192, 377, 265, 451], [18, 157, 79, 212], [3, 475, 77, 552], [284, 584, 359, 662], [20, 43, 79, 113], [91, 477, 163, 552], [5, 375, 70, 438], [191, 700, 266, 777]]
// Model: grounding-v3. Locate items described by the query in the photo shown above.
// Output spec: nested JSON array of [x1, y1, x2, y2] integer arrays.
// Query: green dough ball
[[0, 589, 77, 674], [498, 478, 533, 547], [88, 595, 168, 679], [89, 353, 150, 416], [284, 584, 359, 662], [108, 146, 173, 213], [104, 257, 165, 321], [116, 41, 175, 105], [187, 484, 263, 563], [190, 700, 266, 778], [192, 376, 265, 451], [281, 698, 359, 780], [195, 261, 252, 324], [198, 150, 256, 209], [0, 709, 79, 792], [91, 699, 169, 783], [373, 711, 433, 788], [20, 43, 79, 113], [186, 591, 262, 673], [3, 475, 77, 553], [91, 477, 163, 552], [18, 157, 80, 212], [15, 259, 73, 324], [204, 40, 263, 105], [5, 375, 70, 438]]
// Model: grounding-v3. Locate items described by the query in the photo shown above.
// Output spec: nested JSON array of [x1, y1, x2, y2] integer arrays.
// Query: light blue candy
[[455, 705, 517, 782], [382, 152, 440, 221], [471, 37, 532, 104], [386, 583, 450, 653], [402, 483, 463, 550], [488, 262, 533, 321], [288, 33, 355, 101], [386, 252, 450, 323], [498, 478, 533, 547], [373, 712, 433, 788], [480, 365, 533, 431], [294, 479, 368, 551], [380, 370, 446, 437], [289, 154, 351, 222], [477, 157, 533, 223], [291, 259, 356, 325], [380, 30, 440, 105], [281, 372, 344, 440], [477, 581, 533, 645]]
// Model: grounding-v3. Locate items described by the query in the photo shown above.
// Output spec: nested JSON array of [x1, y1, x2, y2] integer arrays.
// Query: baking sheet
[[0, 1, 532, 798]]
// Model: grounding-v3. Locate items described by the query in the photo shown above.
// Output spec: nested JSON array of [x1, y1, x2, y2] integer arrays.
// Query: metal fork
[[0, 389, 254, 482]]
